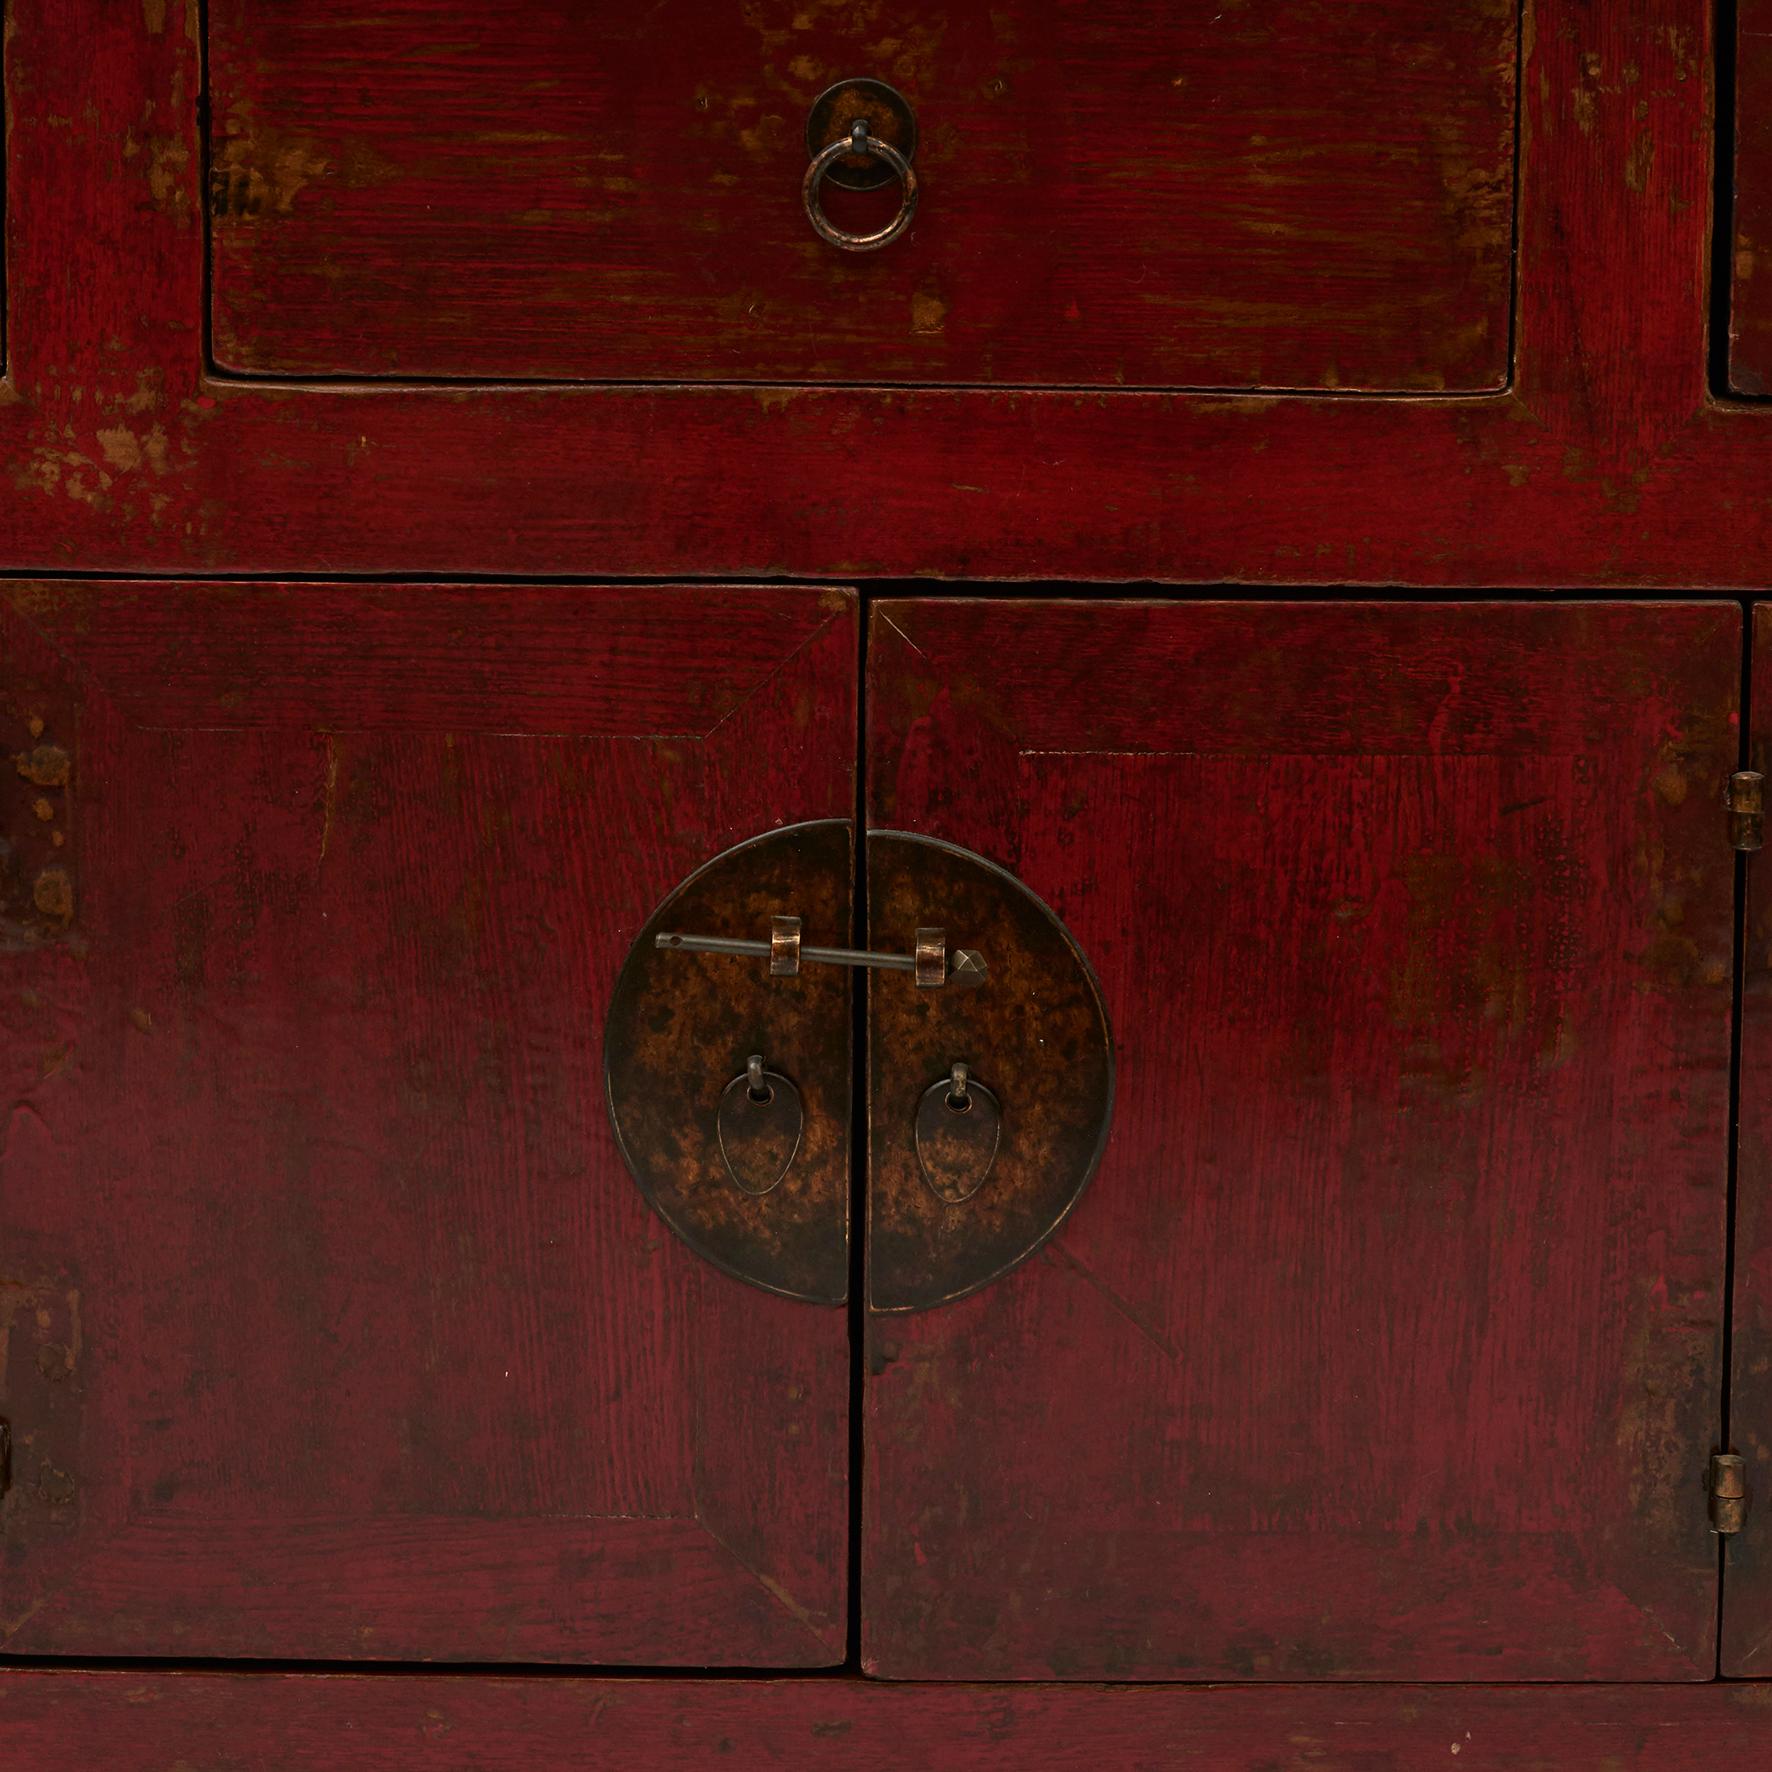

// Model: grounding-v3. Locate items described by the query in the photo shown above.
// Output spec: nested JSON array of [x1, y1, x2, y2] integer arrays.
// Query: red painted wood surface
[[0, 0, 1764, 586], [1733, 1, 1772, 392], [1725, 601, 1772, 1674], [0, 581, 856, 1664], [864, 600, 1738, 1680], [10, 1673, 1772, 1767], [206, 0, 1516, 393]]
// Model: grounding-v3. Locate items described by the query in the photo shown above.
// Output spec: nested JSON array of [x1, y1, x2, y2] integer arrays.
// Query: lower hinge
[[1710, 1452, 1749, 1534], [1727, 771, 1765, 852]]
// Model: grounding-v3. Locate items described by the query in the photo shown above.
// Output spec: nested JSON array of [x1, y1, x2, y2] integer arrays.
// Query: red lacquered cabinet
[[8, 0, 1772, 1762]]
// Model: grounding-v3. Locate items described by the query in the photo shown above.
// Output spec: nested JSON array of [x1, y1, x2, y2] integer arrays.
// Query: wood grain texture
[[1733, 1, 1772, 392], [1724, 600, 1772, 1675], [0, 0, 1769, 587], [206, 0, 1517, 392], [864, 600, 1738, 1680], [9, 1674, 1772, 1767], [0, 582, 856, 1664]]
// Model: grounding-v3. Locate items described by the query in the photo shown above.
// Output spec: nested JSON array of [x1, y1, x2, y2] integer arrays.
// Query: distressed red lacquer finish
[[0, 581, 855, 1663], [1, 0, 1768, 587], [864, 600, 1737, 1680], [205, 0, 1516, 392], [9, 1674, 1772, 1768], [1723, 602, 1772, 1675], [1732, 0, 1772, 391]]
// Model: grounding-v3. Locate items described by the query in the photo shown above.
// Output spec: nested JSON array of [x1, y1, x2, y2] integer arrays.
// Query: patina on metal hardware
[[717, 1055, 804, 1198], [915, 1063, 1003, 1205], [604, 820, 853, 1305], [1727, 770, 1765, 852], [655, 918, 985, 989], [868, 832, 1114, 1313], [608, 822, 1112, 1312], [1710, 1451, 1749, 1534], [804, 78, 918, 191], [802, 80, 919, 251]]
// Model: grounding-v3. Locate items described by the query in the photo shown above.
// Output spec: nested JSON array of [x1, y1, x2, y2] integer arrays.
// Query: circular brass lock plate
[[805, 77, 917, 192], [606, 824, 1112, 1313], [603, 821, 852, 1305], [866, 833, 1114, 1313]]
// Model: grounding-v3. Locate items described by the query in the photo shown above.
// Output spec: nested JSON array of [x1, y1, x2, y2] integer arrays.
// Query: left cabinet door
[[0, 581, 856, 1665]]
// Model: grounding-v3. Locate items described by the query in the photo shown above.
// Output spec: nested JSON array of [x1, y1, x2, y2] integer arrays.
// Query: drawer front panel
[[207, 0, 1518, 392]]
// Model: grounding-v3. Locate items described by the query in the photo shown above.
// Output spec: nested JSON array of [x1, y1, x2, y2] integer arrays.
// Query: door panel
[[0, 581, 855, 1663], [863, 599, 1737, 1679], [206, 0, 1516, 393], [1723, 602, 1772, 1673]]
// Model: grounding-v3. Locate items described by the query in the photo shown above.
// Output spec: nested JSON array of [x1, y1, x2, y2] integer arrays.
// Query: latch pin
[[1710, 1452, 1749, 1535], [1727, 771, 1765, 852], [656, 914, 987, 989]]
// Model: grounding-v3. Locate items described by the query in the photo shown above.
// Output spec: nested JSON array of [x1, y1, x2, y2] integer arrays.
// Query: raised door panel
[[863, 599, 1736, 1679], [0, 581, 855, 1664], [206, 0, 1517, 392]]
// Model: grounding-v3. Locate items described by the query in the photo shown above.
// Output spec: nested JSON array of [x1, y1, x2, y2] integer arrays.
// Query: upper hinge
[[1727, 770, 1765, 852], [1710, 1452, 1749, 1534]]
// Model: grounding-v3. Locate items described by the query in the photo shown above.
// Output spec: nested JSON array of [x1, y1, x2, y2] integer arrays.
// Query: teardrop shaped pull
[[717, 1055, 804, 1197], [916, 1063, 1001, 1205]]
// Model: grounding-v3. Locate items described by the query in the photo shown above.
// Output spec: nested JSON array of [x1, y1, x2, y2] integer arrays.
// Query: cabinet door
[[864, 600, 1737, 1679], [0, 581, 855, 1664], [1724, 602, 1772, 1673]]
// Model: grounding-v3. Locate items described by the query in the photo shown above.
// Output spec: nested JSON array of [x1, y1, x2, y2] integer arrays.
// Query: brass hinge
[[1710, 1452, 1749, 1534], [1727, 771, 1765, 852]]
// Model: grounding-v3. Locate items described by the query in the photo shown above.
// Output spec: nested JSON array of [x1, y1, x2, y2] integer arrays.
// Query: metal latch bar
[[656, 914, 986, 989]]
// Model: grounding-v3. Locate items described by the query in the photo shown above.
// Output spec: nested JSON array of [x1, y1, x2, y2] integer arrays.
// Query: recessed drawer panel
[[206, 1, 1519, 392]]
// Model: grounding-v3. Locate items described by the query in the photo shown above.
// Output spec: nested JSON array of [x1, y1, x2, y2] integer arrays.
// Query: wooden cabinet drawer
[[206, 1, 1519, 392]]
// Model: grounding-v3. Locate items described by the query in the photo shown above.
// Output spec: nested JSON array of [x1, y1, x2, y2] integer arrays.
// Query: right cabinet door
[[863, 599, 1738, 1680], [1725, 602, 1772, 1674]]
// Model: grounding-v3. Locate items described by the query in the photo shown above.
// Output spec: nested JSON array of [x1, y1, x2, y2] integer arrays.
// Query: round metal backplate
[[603, 820, 852, 1305], [805, 77, 918, 192], [866, 832, 1114, 1313]]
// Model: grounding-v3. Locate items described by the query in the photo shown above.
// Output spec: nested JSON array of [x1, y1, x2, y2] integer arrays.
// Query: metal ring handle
[[802, 120, 919, 253]]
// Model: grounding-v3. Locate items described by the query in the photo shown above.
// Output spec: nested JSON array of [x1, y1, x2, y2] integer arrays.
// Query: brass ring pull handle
[[656, 914, 985, 989], [802, 119, 919, 252]]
